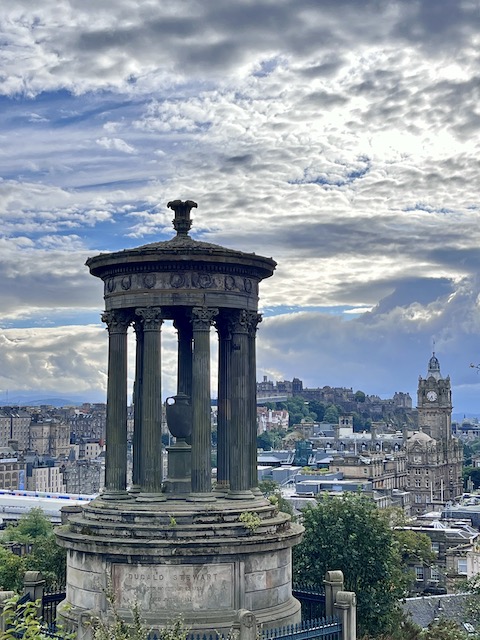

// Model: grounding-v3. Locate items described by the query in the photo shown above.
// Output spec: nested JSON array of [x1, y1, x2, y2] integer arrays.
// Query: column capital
[[101, 309, 131, 334], [191, 306, 218, 331], [228, 309, 249, 335], [215, 312, 233, 340], [135, 306, 164, 331], [246, 311, 262, 336]]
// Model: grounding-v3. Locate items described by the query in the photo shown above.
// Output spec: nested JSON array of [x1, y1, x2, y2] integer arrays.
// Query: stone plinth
[[56, 497, 303, 636]]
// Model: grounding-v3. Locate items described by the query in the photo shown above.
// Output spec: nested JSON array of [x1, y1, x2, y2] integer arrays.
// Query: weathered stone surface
[[113, 563, 235, 611]]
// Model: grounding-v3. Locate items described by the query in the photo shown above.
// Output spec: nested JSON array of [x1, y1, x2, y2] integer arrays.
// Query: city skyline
[[1, 2, 480, 411]]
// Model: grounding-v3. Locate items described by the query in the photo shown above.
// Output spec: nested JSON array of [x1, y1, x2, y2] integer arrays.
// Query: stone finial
[[168, 200, 198, 237]]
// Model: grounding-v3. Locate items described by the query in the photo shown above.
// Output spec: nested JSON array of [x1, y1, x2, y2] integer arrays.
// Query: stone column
[[216, 315, 232, 493], [174, 316, 193, 398], [189, 306, 218, 500], [227, 309, 254, 500], [101, 309, 131, 500], [135, 307, 165, 501], [130, 319, 144, 494], [247, 312, 262, 495]]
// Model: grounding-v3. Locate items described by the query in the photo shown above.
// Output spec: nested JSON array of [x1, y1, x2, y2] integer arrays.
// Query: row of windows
[[415, 560, 466, 581], [415, 566, 441, 582]]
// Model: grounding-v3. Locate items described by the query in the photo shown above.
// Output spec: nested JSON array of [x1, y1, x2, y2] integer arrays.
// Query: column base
[[100, 490, 132, 501], [214, 481, 229, 495], [128, 485, 141, 496], [251, 487, 263, 497], [135, 492, 167, 503], [226, 489, 255, 500], [187, 492, 217, 503]]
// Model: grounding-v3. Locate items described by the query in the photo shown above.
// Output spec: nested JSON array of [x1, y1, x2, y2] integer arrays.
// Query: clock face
[[426, 391, 437, 402]]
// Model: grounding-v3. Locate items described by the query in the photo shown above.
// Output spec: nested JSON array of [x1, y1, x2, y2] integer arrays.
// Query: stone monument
[[56, 201, 304, 636]]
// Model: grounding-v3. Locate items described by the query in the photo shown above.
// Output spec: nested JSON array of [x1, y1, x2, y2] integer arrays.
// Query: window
[[415, 566, 424, 581], [457, 559, 468, 575], [415, 494, 422, 503], [430, 566, 440, 582], [415, 479, 421, 487]]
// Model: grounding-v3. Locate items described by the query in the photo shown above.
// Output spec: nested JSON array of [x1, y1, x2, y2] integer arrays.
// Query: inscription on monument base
[[113, 563, 235, 611]]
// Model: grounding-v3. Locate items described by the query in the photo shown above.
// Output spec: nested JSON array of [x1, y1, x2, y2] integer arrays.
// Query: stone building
[[62, 459, 103, 494], [396, 519, 478, 595], [30, 417, 70, 457], [0, 446, 26, 491], [406, 353, 463, 516], [27, 463, 65, 493], [0, 409, 31, 450]]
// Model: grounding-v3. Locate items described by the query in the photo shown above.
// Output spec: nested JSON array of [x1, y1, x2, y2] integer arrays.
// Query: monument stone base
[[56, 495, 303, 638]]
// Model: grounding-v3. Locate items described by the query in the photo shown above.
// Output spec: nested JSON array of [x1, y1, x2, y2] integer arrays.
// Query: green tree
[[278, 396, 313, 427], [2, 508, 53, 542], [25, 535, 67, 591], [293, 493, 408, 638], [323, 404, 339, 424], [0, 546, 26, 592], [257, 432, 273, 451], [307, 400, 325, 422], [354, 390, 366, 403], [2, 508, 67, 590]]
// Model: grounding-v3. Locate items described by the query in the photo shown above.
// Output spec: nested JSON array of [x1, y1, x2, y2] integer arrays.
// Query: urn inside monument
[[166, 393, 192, 443]]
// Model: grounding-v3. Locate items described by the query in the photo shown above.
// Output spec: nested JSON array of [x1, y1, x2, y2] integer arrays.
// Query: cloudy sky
[[1, 0, 480, 414]]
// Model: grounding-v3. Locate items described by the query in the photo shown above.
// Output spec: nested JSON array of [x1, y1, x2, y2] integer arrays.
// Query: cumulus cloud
[[0, 1, 479, 409], [96, 137, 137, 154]]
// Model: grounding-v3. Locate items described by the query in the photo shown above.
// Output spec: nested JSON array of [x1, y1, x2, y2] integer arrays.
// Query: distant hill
[[0, 393, 101, 407]]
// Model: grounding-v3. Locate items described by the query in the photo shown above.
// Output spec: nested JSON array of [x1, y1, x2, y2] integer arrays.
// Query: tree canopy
[[293, 493, 414, 638], [1, 508, 66, 591]]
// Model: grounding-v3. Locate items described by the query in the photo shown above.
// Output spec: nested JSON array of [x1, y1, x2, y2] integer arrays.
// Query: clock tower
[[407, 352, 463, 515], [417, 352, 452, 441]]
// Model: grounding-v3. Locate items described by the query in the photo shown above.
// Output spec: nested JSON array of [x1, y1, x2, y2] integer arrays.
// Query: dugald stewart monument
[[56, 201, 304, 636]]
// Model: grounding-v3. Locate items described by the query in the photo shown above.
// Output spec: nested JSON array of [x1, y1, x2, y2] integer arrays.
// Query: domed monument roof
[[86, 200, 276, 314]]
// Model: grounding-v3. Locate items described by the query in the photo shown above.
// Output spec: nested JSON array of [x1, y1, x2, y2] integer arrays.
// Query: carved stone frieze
[[143, 273, 156, 289], [103, 271, 258, 296], [120, 275, 132, 290]]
